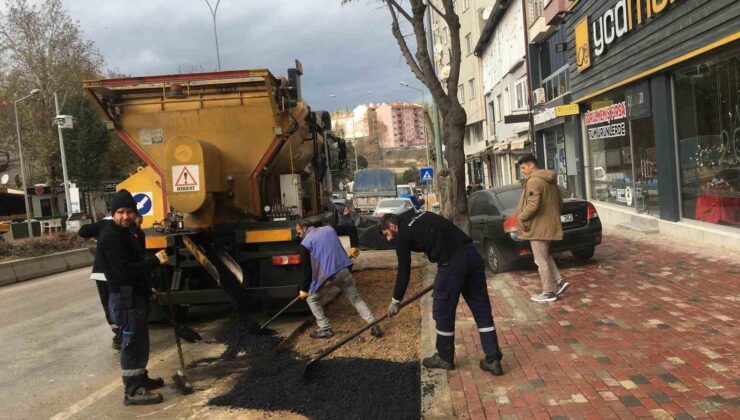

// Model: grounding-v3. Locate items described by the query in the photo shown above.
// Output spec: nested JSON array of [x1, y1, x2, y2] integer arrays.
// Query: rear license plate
[[561, 213, 574, 223]]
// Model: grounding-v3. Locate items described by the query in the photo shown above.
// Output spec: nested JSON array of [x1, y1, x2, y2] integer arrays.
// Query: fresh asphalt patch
[[208, 318, 421, 419]]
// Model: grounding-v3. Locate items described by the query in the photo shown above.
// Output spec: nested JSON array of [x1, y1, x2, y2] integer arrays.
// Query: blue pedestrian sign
[[133, 192, 154, 216], [420, 167, 434, 183]]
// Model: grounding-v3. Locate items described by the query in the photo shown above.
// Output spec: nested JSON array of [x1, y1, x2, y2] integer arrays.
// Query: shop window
[[674, 48, 740, 228], [586, 95, 635, 208]]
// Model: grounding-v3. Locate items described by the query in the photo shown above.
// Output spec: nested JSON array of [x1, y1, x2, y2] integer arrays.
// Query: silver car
[[372, 198, 415, 217]]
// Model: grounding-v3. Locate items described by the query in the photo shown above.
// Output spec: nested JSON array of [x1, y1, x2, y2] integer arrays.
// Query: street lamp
[[204, 0, 222, 71], [400, 81, 433, 207], [399, 81, 431, 170], [329, 91, 374, 171], [14, 88, 41, 239]]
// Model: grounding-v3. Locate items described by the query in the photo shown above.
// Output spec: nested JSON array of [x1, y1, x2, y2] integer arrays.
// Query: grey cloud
[[63, 0, 429, 110]]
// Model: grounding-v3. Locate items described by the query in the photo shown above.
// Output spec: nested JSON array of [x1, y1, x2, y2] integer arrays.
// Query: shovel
[[259, 296, 301, 333], [302, 284, 433, 379]]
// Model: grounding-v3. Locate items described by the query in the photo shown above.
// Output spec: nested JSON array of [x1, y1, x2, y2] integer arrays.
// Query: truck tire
[[485, 241, 513, 273], [571, 247, 595, 260]]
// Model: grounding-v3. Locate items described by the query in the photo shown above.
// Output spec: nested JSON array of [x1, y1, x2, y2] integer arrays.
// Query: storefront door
[[630, 117, 659, 216]]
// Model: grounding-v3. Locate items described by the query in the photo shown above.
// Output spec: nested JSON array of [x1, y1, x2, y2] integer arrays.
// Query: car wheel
[[485, 241, 511, 273], [571, 247, 595, 260]]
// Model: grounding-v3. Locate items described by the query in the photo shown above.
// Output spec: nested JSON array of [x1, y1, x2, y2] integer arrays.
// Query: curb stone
[[0, 248, 93, 286], [420, 262, 455, 419]]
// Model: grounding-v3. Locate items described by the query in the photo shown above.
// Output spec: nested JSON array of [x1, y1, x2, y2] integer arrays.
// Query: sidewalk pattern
[[449, 230, 739, 419]]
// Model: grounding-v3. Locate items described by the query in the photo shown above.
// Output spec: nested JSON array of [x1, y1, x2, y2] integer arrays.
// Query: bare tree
[[0, 0, 103, 184], [343, 0, 469, 231]]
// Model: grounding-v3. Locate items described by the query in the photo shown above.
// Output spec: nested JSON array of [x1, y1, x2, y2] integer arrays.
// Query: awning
[[492, 141, 510, 154], [511, 138, 528, 150]]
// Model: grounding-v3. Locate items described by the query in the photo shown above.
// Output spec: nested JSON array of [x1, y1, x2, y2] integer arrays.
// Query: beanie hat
[[110, 189, 137, 215]]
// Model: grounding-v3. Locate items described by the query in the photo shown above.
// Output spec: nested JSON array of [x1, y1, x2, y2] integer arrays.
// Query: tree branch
[[386, 0, 414, 23], [386, 2, 425, 82], [426, 0, 445, 18], [440, 0, 461, 100]]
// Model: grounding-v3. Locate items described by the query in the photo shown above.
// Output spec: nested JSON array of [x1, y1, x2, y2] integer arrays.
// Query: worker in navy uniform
[[98, 190, 169, 405], [380, 212, 504, 375]]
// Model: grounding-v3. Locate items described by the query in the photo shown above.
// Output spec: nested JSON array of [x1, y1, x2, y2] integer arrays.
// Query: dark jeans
[[432, 244, 503, 362], [110, 292, 151, 395], [95, 280, 113, 326]]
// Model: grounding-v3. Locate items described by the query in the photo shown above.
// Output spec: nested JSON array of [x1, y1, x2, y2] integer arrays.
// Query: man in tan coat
[[516, 155, 569, 302]]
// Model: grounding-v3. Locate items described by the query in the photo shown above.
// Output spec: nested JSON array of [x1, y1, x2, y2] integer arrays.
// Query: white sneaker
[[555, 281, 570, 296], [531, 293, 557, 302]]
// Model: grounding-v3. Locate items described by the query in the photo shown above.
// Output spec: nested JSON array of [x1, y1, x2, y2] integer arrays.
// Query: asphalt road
[[0, 267, 183, 419]]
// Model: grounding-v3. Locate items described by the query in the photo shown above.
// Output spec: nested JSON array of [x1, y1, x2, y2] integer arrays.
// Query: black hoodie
[[98, 221, 159, 298]]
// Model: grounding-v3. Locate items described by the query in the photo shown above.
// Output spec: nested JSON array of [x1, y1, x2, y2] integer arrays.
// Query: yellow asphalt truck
[[83, 61, 336, 316]]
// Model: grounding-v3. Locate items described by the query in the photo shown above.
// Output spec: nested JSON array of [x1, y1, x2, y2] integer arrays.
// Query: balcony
[[528, 0, 555, 43], [544, 0, 574, 26]]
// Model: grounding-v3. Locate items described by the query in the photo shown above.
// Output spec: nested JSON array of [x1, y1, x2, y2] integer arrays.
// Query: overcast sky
[[61, 0, 427, 111]]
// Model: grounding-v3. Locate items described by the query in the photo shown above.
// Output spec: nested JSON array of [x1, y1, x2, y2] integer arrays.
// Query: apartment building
[[374, 102, 429, 149], [431, 0, 497, 188]]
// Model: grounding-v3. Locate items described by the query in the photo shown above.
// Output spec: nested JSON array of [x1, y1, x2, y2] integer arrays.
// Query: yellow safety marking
[[145, 235, 168, 249], [245, 229, 293, 243]]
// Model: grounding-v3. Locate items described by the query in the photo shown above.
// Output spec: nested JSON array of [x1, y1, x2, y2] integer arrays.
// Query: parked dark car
[[468, 185, 602, 273], [332, 198, 360, 227]]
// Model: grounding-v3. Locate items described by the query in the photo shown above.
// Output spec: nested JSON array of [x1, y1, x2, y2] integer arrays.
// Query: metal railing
[[540, 64, 570, 103]]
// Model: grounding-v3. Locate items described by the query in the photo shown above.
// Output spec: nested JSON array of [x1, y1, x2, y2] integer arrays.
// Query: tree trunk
[[438, 102, 470, 234]]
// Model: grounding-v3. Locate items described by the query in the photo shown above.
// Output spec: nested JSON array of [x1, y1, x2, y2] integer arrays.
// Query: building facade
[[527, 0, 585, 198], [565, 0, 740, 247], [374, 102, 430, 149], [477, 0, 533, 187], [432, 0, 498, 188]]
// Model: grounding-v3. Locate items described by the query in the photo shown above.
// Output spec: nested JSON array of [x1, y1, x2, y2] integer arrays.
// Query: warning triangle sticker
[[175, 166, 197, 187]]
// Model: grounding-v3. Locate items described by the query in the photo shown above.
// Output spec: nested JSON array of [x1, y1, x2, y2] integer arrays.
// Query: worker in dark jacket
[[78, 216, 119, 349], [295, 221, 382, 339], [380, 212, 504, 375], [99, 190, 168, 406]]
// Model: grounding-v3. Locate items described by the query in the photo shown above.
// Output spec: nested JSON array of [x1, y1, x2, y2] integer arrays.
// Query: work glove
[[347, 247, 361, 259], [388, 298, 401, 317], [155, 250, 169, 264], [299, 290, 309, 300]]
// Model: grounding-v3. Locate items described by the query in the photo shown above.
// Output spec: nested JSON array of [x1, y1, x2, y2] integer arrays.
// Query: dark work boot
[[479, 358, 504, 376], [123, 388, 163, 406], [370, 325, 383, 338], [310, 329, 334, 339], [422, 353, 455, 370], [143, 376, 165, 391]]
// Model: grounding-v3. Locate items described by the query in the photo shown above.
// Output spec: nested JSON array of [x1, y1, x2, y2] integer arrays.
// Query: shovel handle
[[307, 283, 434, 366], [260, 296, 301, 331]]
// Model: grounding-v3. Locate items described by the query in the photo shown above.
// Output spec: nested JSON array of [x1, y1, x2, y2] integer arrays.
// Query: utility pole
[[14, 89, 41, 238], [54, 92, 72, 216]]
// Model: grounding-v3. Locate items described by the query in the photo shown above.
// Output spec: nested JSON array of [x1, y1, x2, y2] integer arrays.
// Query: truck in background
[[352, 168, 397, 214]]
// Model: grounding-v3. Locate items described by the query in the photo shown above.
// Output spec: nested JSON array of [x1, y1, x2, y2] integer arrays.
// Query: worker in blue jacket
[[295, 221, 382, 339]]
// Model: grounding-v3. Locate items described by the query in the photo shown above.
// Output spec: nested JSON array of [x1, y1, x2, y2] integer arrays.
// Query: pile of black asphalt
[[209, 319, 421, 420]]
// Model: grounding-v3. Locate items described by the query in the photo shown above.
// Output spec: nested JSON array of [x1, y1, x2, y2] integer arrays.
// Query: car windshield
[[495, 188, 523, 210], [397, 186, 413, 196], [378, 199, 408, 207]]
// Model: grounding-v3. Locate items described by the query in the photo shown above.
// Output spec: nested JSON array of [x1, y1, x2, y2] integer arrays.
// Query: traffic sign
[[133, 192, 153, 216], [420, 167, 434, 183]]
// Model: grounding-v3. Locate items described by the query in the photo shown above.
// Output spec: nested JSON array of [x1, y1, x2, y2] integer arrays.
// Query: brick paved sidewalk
[[448, 228, 739, 419]]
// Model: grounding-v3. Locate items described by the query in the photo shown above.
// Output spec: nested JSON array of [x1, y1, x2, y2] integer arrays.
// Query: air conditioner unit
[[533, 88, 546, 105]]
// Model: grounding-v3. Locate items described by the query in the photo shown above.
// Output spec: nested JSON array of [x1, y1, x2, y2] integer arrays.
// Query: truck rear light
[[519, 248, 532, 256], [271, 255, 302, 266], [586, 202, 599, 220]]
